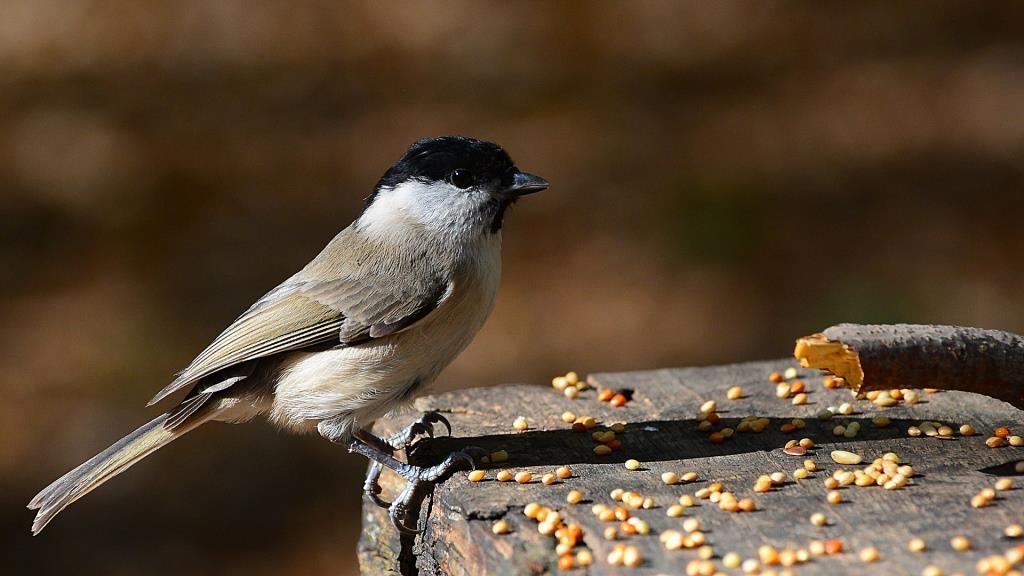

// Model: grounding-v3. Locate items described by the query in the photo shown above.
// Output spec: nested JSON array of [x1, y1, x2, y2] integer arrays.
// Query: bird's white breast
[[267, 233, 502, 436]]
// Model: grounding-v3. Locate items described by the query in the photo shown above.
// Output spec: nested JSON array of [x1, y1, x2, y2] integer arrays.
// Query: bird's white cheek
[[359, 180, 486, 236]]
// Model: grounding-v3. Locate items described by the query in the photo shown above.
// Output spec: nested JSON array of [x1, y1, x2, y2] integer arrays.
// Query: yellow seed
[[698, 545, 714, 560], [542, 473, 556, 485], [603, 526, 618, 540], [513, 416, 529, 431], [872, 415, 891, 427], [826, 491, 842, 505], [1017, 461, 1024, 473], [625, 459, 641, 471], [593, 444, 612, 456], [496, 470, 513, 482], [681, 472, 698, 483], [622, 545, 641, 568], [776, 383, 792, 399], [799, 437, 814, 448], [467, 470, 486, 482], [556, 466, 572, 479], [678, 494, 695, 507], [666, 504, 685, 517], [490, 450, 509, 463], [832, 425, 846, 436], [908, 538, 926, 552], [565, 371, 579, 385], [784, 367, 799, 379], [551, 376, 568, 390], [810, 513, 827, 527], [661, 471, 679, 485], [700, 400, 717, 414], [524, 502, 541, 518], [576, 549, 593, 567], [727, 386, 743, 400], [995, 478, 1014, 491], [959, 423, 975, 436], [722, 552, 741, 569], [804, 459, 818, 472], [986, 436, 1005, 448], [1009, 435, 1024, 446], [683, 517, 701, 533], [921, 566, 943, 576], [950, 535, 971, 551], [1004, 524, 1023, 538], [908, 426, 922, 437], [831, 450, 863, 465], [792, 393, 808, 405], [566, 490, 582, 505], [859, 547, 880, 563], [561, 411, 576, 423], [514, 471, 532, 484], [492, 519, 511, 534], [563, 386, 579, 400], [793, 468, 809, 480]]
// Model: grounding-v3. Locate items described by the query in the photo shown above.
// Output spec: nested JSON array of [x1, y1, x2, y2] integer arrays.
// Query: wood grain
[[358, 360, 1024, 575]]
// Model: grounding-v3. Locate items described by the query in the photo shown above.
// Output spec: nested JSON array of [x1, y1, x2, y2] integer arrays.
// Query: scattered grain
[[950, 535, 971, 551], [492, 519, 511, 535], [859, 547, 880, 562], [515, 471, 533, 484], [496, 470, 513, 482], [908, 538, 926, 552], [727, 386, 744, 400], [810, 513, 828, 527], [625, 459, 641, 471], [467, 470, 486, 482]]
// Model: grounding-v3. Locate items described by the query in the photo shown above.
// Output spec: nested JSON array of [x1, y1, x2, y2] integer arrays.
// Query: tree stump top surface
[[358, 359, 1024, 575]]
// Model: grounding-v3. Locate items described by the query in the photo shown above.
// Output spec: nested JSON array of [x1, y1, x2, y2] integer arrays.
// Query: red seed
[[610, 394, 627, 407], [783, 445, 807, 456]]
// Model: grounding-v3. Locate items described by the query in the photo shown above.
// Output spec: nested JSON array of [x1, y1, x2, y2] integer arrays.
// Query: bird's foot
[[348, 432, 485, 534], [388, 411, 452, 451]]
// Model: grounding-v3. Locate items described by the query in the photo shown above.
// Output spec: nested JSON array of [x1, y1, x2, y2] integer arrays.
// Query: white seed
[[831, 450, 863, 465]]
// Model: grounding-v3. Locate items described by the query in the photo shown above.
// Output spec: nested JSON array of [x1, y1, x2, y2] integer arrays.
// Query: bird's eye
[[448, 169, 473, 189]]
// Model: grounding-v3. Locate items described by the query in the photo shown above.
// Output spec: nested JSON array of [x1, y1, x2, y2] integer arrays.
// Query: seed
[[664, 504, 685, 517], [826, 491, 842, 505], [784, 445, 806, 457], [683, 517, 701, 533], [593, 444, 612, 456], [921, 566, 943, 576], [908, 538, 926, 552], [576, 549, 593, 567], [738, 498, 756, 512], [1005, 524, 1023, 538], [995, 426, 1011, 438], [831, 450, 863, 465], [780, 423, 796, 434], [625, 459, 641, 471], [950, 535, 971, 551], [794, 468, 809, 480], [515, 471, 533, 484], [741, 558, 760, 573], [970, 494, 990, 508], [859, 547, 880, 563], [609, 422, 626, 433], [804, 459, 818, 472], [678, 494, 695, 506], [769, 371, 784, 383], [832, 425, 846, 436], [622, 545, 641, 568], [784, 367, 799, 379], [561, 411, 576, 423], [723, 552, 742, 569], [557, 554, 573, 571], [709, 432, 725, 443], [603, 526, 617, 540], [524, 502, 541, 518], [490, 450, 509, 463], [513, 416, 529, 431], [759, 544, 780, 565], [824, 539, 844, 555], [937, 425, 954, 437], [700, 400, 717, 414], [563, 386, 579, 400], [552, 376, 568, 390], [610, 394, 627, 407], [607, 545, 624, 566], [1010, 435, 1024, 446], [681, 472, 698, 483], [843, 426, 858, 439], [727, 386, 744, 400], [776, 383, 792, 399], [565, 371, 579, 385], [986, 436, 1005, 448], [791, 380, 806, 394], [792, 393, 808, 405], [1017, 461, 1024, 473], [872, 415, 891, 427], [497, 470, 513, 482], [492, 519, 511, 534], [597, 389, 613, 402], [542, 473, 557, 485], [467, 470, 486, 482], [556, 466, 572, 479], [908, 426, 922, 437], [610, 488, 624, 501], [799, 437, 814, 448], [661, 471, 679, 485], [904, 390, 920, 404], [995, 478, 1014, 491], [566, 490, 582, 505], [810, 513, 828, 527]]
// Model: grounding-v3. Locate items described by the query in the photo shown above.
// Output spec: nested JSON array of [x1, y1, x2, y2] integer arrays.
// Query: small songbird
[[29, 136, 548, 534]]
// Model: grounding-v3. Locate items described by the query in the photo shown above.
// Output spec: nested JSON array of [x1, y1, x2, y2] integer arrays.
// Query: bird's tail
[[28, 412, 205, 534]]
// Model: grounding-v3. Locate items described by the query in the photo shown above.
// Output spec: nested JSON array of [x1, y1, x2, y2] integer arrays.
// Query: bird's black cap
[[372, 136, 517, 194]]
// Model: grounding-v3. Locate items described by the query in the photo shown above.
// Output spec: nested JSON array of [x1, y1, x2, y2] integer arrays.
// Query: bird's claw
[[388, 411, 452, 451]]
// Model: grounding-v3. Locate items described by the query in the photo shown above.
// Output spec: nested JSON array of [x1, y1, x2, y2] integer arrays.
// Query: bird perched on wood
[[29, 136, 548, 534]]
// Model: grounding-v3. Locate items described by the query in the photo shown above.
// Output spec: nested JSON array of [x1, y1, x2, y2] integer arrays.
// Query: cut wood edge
[[794, 333, 865, 391]]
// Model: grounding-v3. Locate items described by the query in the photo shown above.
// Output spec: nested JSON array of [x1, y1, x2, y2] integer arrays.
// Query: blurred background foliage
[[4, 2, 1024, 574]]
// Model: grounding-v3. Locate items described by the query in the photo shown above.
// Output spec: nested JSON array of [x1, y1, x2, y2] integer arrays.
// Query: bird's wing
[[148, 261, 451, 406]]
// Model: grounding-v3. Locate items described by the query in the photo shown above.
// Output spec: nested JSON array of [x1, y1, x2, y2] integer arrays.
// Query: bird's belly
[[268, 266, 499, 434]]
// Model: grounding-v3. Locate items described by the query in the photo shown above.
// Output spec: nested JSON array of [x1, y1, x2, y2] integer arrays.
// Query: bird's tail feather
[[28, 412, 205, 534]]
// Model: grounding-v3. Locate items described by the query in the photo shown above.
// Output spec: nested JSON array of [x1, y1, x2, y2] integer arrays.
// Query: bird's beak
[[502, 171, 549, 198]]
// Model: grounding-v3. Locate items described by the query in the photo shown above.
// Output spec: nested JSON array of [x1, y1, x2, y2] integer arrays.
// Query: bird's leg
[[358, 412, 453, 509], [348, 429, 483, 534]]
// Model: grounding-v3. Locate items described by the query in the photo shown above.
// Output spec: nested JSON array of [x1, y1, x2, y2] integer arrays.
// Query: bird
[[28, 135, 548, 535]]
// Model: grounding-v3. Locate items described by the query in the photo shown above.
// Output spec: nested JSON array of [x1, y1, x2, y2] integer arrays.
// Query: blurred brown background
[[4, 2, 1024, 574]]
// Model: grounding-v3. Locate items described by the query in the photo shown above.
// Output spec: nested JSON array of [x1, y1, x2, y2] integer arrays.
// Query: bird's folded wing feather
[[148, 265, 450, 406]]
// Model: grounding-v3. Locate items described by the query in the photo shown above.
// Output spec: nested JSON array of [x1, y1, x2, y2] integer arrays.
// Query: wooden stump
[[358, 359, 1024, 575]]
